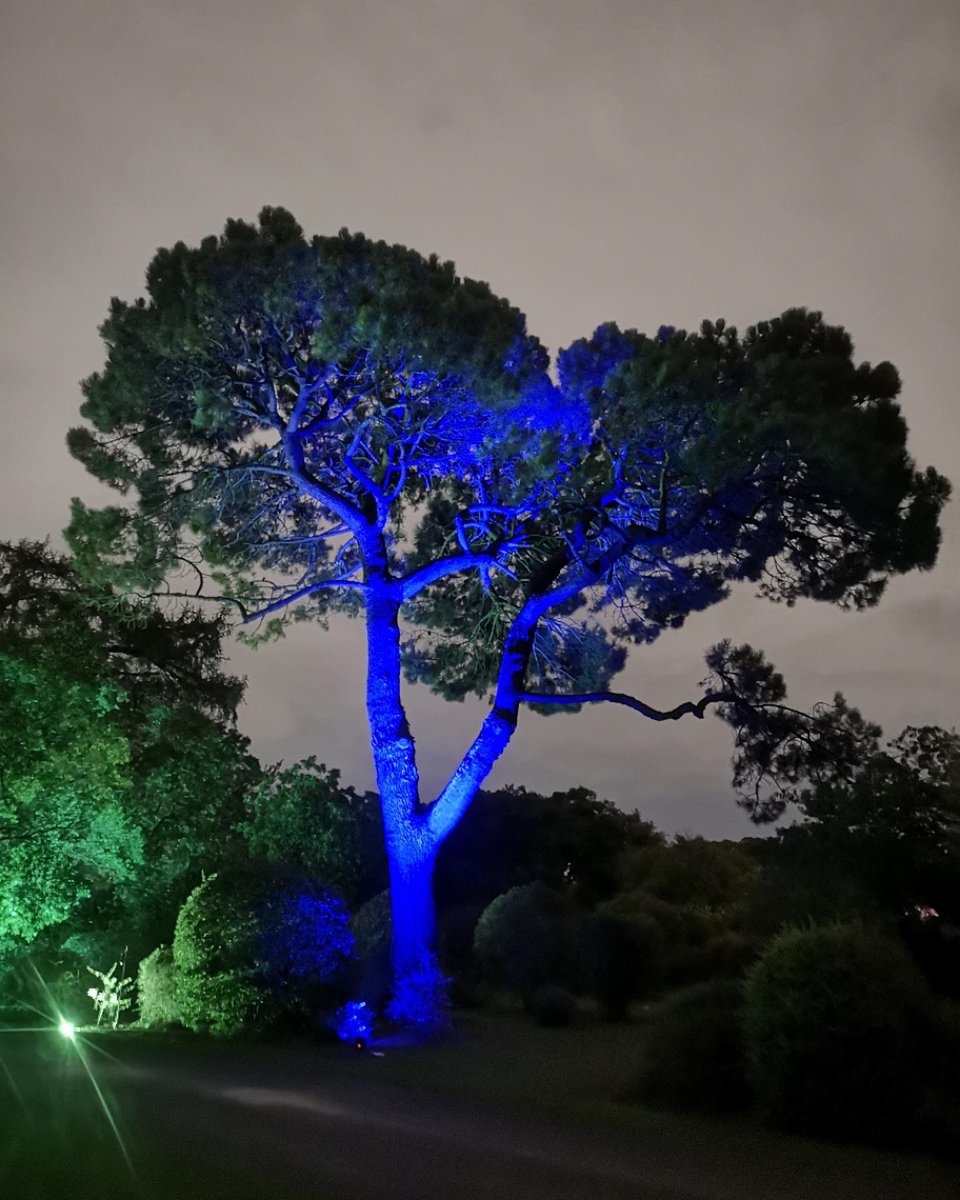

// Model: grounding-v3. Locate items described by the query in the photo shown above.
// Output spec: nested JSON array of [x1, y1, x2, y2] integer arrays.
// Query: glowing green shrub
[[137, 945, 181, 1027]]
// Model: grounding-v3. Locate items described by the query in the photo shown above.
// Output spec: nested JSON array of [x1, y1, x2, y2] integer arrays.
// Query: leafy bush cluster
[[172, 864, 353, 1037], [468, 874, 758, 1022], [626, 921, 960, 1154]]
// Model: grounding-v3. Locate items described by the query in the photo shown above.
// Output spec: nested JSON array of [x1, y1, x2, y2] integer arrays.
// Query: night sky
[[2, 1, 957, 837]]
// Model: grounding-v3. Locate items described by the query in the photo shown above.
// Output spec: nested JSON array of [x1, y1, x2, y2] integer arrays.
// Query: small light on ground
[[58, 1019, 76, 1040]]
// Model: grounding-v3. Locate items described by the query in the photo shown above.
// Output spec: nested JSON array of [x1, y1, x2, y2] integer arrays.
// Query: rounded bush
[[581, 910, 665, 1020], [137, 945, 181, 1028], [173, 864, 354, 1036], [626, 979, 749, 1113], [530, 984, 577, 1027], [473, 882, 579, 1002], [742, 923, 931, 1140]]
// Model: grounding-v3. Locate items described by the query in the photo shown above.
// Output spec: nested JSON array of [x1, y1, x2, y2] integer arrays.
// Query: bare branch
[[516, 688, 735, 721]]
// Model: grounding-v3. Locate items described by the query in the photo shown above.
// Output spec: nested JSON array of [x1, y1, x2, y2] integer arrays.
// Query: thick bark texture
[[363, 566, 440, 977]]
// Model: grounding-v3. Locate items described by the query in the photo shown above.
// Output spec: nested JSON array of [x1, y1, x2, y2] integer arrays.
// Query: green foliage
[[437, 785, 662, 910], [580, 910, 665, 1020], [788, 724, 960, 917], [473, 882, 580, 1002], [66, 212, 948, 730], [742, 923, 933, 1141], [627, 980, 750, 1113], [66, 210, 549, 628], [666, 932, 760, 988], [741, 843, 881, 937], [602, 889, 716, 948], [0, 643, 140, 955], [237, 758, 385, 904], [620, 836, 761, 916], [137, 945, 181, 1027], [173, 865, 354, 1037], [0, 540, 254, 965], [530, 983, 577, 1027], [178, 970, 263, 1039]]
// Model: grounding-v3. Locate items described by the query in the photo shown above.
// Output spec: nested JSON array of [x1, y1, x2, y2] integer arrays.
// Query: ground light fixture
[[58, 1018, 76, 1040]]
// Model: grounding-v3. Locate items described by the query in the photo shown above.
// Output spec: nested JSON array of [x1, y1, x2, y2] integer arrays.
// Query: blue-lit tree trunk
[[363, 557, 435, 977], [364, 556, 525, 976]]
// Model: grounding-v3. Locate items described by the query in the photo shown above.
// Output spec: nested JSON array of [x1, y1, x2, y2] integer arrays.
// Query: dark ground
[[1, 1022, 957, 1200]]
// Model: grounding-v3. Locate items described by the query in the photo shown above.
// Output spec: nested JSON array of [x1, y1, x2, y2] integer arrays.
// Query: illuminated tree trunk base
[[388, 849, 437, 979]]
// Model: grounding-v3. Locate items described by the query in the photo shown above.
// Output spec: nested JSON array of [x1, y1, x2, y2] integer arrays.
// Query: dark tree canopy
[[67, 208, 947, 719], [435, 784, 662, 909], [785, 723, 960, 915]]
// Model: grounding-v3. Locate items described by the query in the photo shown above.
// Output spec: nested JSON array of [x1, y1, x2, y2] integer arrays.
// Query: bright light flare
[[58, 1019, 76, 1040]]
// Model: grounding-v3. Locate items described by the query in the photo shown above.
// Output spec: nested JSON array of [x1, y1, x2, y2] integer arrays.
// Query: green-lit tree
[[237, 757, 385, 904], [0, 541, 257, 965], [0, 625, 137, 958], [65, 208, 949, 1001]]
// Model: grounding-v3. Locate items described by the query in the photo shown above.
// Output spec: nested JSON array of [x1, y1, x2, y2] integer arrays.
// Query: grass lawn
[[2, 1008, 958, 1198], [322, 1008, 960, 1200]]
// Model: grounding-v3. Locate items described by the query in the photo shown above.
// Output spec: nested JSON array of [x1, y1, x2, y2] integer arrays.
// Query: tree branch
[[516, 688, 735, 721], [240, 576, 368, 625], [400, 553, 516, 601]]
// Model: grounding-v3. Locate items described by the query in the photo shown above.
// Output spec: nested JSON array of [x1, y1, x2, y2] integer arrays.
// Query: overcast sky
[[2, 0, 957, 837]]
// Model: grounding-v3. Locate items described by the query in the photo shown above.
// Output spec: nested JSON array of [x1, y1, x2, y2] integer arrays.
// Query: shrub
[[580, 910, 665, 1020], [351, 889, 393, 1009], [742, 923, 932, 1141], [530, 984, 577, 1027], [742, 861, 878, 937], [626, 979, 750, 1113], [333, 999, 374, 1044], [173, 864, 354, 1036], [473, 882, 579, 1003], [603, 889, 716, 947], [666, 932, 760, 987], [137, 945, 181, 1027]]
